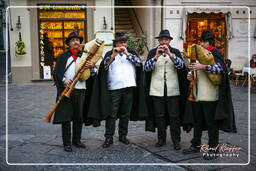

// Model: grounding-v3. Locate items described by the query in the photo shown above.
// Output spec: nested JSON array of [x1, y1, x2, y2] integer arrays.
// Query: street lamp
[[103, 16, 107, 30], [16, 16, 21, 29]]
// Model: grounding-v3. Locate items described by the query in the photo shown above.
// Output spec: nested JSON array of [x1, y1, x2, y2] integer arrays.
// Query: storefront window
[[185, 13, 227, 59], [38, 5, 87, 78]]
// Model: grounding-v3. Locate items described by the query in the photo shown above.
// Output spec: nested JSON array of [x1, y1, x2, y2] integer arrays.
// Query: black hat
[[65, 32, 83, 46], [112, 32, 129, 42], [198, 30, 215, 41], [155, 29, 173, 40]]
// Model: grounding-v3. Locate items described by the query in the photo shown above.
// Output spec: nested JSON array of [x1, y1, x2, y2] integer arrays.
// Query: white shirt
[[107, 53, 136, 90], [63, 56, 86, 89]]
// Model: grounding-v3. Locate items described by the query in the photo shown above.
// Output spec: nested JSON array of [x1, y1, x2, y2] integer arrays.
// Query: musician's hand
[[189, 62, 206, 70], [120, 46, 128, 56], [85, 61, 95, 68], [187, 72, 193, 81], [156, 46, 164, 58], [64, 79, 73, 87], [162, 45, 173, 57], [181, 52, 188, 58]]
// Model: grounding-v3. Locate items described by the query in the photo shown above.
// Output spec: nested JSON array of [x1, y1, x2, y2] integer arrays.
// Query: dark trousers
[[61, 89, 85, 146], [105, 87, 134, 138], [151, 84, 181, 144], [191, 101, 219, 148]]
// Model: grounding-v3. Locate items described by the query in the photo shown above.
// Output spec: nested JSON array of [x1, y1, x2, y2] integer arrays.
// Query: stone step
[[114, 3, 136, 37], [115, 27, 134, 31], [115, 15, 130, 19], [115, 18, 130, 22], [115, 20, 132, 25], [115, 25, 133, 29], [115, 29, 136, 34], [115, 3, 130, 6], [115, 9, 129, 13], [115, 13, 130, 17], [115, 9, 129, 12]]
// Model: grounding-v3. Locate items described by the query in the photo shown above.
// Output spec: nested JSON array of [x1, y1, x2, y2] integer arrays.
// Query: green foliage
[[15, 40, 26, 56], [126, 32, 147, 55]]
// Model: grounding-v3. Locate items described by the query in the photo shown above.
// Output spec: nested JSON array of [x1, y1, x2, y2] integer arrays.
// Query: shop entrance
[[185, 12, 227, 59], [38, 5, 87, 79]]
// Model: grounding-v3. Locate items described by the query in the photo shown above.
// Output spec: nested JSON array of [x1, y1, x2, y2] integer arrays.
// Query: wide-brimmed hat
[[65, 32, 83, 46], [155, 29, 173, 40], [198, 30, 214, 41], [112, 32, 129, 42]]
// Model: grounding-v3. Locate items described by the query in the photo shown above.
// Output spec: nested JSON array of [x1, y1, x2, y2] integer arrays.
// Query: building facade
[[8, 0, 115, 83], [131, 0, 256, 70], [162, 0, 256, 70], [7, 0, 256, 83]]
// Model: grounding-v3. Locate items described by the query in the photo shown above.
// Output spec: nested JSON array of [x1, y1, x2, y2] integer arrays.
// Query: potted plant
[[15, 32, 26, 57], [126, 32, 147, 60]]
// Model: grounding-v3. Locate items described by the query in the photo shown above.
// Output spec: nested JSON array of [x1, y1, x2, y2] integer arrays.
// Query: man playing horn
[[144, 29, 188, 150], [88, 32, 148, 148]]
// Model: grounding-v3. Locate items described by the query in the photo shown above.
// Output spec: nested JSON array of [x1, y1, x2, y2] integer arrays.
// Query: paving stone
[[182, 150, 249, 170], [0, 134, 35, 142], [0, 81, 254, 171], [217, 165, 256, 171]]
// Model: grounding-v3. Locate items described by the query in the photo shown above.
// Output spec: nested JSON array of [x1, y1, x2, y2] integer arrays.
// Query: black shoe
[[203, 151, 218, 160], [102, 138, 113, 148], [72, 141, 86, 148], [119, 136, 130, 145], [64, 145, 72, 152], [183, 145, 200, 154], [173, 143, 181, 150], [155, 139, 166, 147]]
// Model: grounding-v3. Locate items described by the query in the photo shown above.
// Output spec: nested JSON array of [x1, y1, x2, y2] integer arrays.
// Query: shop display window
[[185, 12, 227, 59], [38, 5, 87, 78]]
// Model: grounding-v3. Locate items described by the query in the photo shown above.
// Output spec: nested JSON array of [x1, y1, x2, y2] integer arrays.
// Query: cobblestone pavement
[[0, 82, 255, 171]]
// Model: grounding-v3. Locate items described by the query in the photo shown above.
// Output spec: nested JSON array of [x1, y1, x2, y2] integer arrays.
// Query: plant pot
[[15, 54, 26, 58]]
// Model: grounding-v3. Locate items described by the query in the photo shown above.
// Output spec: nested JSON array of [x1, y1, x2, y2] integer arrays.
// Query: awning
[[180, 8, 233, 40], [186, 8, 229, 14]]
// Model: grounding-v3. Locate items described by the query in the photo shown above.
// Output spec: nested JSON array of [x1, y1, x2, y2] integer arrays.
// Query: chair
[[251, 74, 256, 88], [232, 70, 244, 86], [242, 72, 249, 86]]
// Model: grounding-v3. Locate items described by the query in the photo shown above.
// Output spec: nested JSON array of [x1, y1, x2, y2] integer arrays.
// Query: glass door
[[38, 5, 87, 78]]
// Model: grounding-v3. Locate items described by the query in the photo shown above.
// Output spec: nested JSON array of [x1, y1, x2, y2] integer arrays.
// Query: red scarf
[[206, 46, 216, 51], [70, 48, 80, 62]]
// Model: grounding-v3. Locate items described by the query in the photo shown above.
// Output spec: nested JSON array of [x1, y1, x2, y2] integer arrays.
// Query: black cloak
[[144, 45, 189, 132], [52, 50, 97, 126], [183, 48, 237, 133], [88, 48, 149, 121]]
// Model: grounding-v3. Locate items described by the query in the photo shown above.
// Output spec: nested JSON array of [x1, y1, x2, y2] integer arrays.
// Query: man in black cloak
[[144, 29, 189, 150], [88, 32, 148, 148], [182, 30, 237, 160], [52, 32, 97, 152]]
